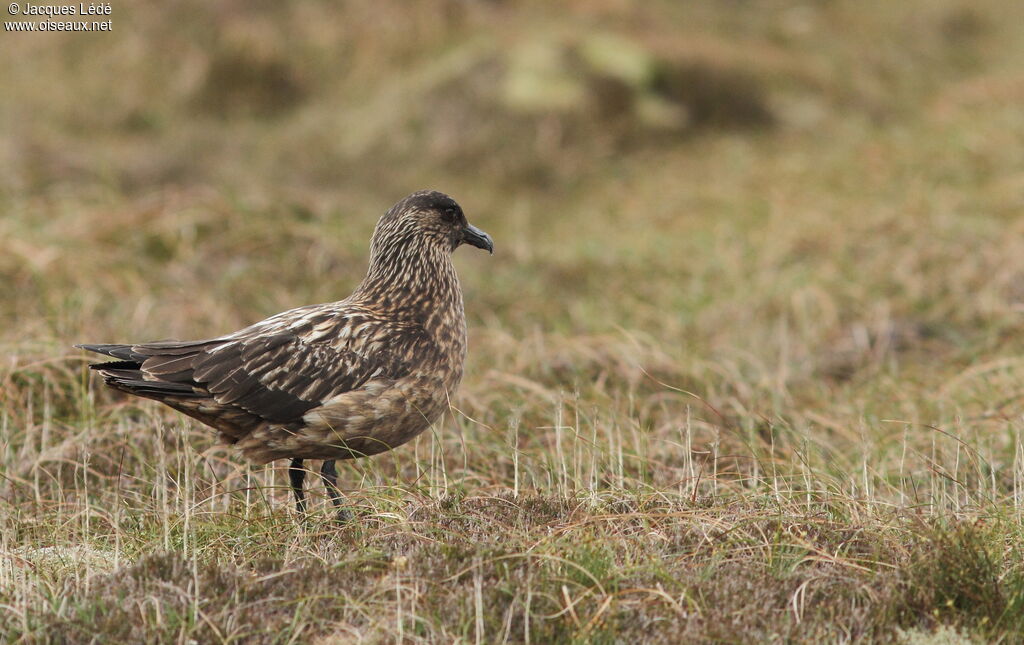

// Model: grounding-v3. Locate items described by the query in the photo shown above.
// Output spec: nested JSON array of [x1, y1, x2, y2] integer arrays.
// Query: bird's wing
[[139, 329, 420, 424], [80, 306, 427, 426]]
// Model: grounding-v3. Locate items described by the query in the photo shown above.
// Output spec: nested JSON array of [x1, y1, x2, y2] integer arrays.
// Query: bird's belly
[[237, 374, 454, 463]]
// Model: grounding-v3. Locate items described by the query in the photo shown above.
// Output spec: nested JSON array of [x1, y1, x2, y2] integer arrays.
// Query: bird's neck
[[354, 244, 464, 326]]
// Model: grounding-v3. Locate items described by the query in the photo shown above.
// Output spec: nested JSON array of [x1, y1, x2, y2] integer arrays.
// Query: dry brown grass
[[3, 0, 1024, 642]]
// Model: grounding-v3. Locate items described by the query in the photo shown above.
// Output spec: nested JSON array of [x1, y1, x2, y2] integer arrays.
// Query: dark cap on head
[[401, 190, 461, 214], [379, 190, 492, 255]]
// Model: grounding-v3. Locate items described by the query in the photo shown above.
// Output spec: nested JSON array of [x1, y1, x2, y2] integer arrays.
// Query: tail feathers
[[87, 360, 140, 371], [77, 342, 210, 400], [98, 368, 203, 398]]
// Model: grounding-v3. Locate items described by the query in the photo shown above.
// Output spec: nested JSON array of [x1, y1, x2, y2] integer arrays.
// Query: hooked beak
[[462, 224, 494, 254]]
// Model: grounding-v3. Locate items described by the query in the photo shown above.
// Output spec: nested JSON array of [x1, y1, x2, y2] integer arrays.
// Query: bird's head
[[370, 190, 493, 260]]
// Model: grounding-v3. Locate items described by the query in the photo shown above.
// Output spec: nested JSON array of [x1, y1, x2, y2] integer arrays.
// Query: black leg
[[289, 458, 306, 514], [320, 460, 352, 523]]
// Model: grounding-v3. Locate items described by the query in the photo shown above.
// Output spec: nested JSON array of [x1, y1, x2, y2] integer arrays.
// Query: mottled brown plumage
[[77, 190, 493, 519]]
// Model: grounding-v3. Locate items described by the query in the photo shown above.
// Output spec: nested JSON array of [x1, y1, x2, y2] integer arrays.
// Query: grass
[[3, 0, 1024, 642]]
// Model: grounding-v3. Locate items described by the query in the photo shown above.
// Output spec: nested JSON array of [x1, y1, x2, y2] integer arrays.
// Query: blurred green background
[[3, 0, 1022, 347]]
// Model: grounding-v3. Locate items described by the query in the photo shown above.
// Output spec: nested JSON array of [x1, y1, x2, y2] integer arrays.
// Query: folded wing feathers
[[191, 336, 383, 420], [80, 308, 423, 430], [75, 343, 147, 362], [143, 353, 202, 376], [135, 339, 225, 355]]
